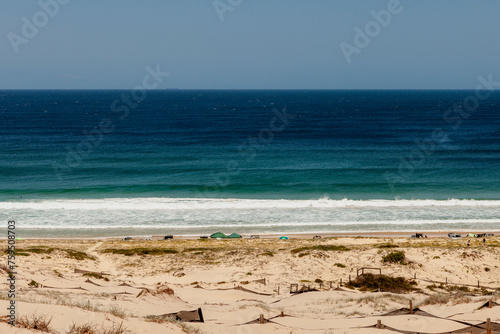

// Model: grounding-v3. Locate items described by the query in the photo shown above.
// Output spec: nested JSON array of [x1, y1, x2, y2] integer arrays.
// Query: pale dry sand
[[1, 236, 499, 333]]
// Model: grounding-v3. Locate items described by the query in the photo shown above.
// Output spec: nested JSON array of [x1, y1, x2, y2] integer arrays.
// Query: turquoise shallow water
[[1, 90, 499, 237]]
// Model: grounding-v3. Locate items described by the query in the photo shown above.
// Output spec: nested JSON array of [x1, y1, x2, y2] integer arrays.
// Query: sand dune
[[1, 236, 499, 333]]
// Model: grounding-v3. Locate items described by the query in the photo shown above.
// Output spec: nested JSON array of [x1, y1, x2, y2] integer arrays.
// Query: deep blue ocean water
[[1, 90, 499, 237]]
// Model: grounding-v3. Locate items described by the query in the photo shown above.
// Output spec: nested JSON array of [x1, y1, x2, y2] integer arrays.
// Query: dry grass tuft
[[18, 313, 53, 332], [137, 285, 174, 298], [109, 306, 127, 319], [66, 322, 98, 334], [421, 292, 472, 305], [83, 272, 109, 281], [67, 322, 128, 334], [100, 322, 128, 334], [145, 316, 201, 333]]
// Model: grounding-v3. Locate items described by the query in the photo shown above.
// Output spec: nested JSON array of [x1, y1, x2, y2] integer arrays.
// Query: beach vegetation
[[376, 243, 399, 248], [382, 250, 407, 265], [258, 303, 271, 312], [258, 250, 274, 257], [83, 272, 109, 281], [3, 246, 95, 260], [29, 279, 40, 288], [345, 273, 417, 293], [145, 316, 201, 333], [109, 305, 127, 319], [16, 251, 31, 256], [291, 245, 350, 254], [246, 272, 252, 276], [100, 322, 128, 334], [102, 248, 178, 256], [298, 252, 309, 257], [314, 278, 323, 283], [422, 292, 471, 305], [145, 315, 176, 323], [67, 322, 97, 334], [53, 270, 63, 277], [0, 263, 13, 275], [18, 313, 52, 332], [445, 285, 471, 293], [65, 249, 96, 261], [334, 263, 346, 268], [137, 286, 174, 297], [183, 247, 221, 253]]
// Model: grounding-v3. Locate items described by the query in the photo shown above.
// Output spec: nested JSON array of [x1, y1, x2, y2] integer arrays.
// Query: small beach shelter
[[279, 236, 289, 240], [210, 232, 227, 239], [227, 233, 242, 239]]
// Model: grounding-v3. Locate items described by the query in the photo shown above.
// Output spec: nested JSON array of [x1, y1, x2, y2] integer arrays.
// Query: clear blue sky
[[1, 0, 499, 89]]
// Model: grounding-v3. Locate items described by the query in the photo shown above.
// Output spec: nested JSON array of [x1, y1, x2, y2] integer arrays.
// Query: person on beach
[[483, 238, 486, 245], [467, 240, 470, 247]]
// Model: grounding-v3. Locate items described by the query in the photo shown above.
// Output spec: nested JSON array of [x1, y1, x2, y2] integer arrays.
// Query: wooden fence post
[[487, 318, 491, 334], [489, 300, 492, 308], [376, 320, 383, 329], [259, 314, 264, 324], [410, 300, 413, 314]]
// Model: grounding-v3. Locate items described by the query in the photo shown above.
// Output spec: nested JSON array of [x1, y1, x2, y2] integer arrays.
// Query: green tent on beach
[[227, 233, 242, 239], [210, 232, 227, 239]]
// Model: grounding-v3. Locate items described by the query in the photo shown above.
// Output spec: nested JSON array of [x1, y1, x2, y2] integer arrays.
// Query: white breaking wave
[[1, 197, 500, 210], [17, 219, 500, 229]]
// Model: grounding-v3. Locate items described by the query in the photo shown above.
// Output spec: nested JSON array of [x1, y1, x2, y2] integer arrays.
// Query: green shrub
[[29, 280, 40, 288], [345, 273, 417, 293], [376, 243, 399, 248], [258, 251, 274, 257], [102, 248, 178, 256], [83, 272, 109, 281], [382, 251, 407, 265], [291, 245, 349, 254]]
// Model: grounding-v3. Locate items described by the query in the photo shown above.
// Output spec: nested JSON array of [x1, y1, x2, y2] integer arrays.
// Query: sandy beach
[[1, 235, 499, 333]]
